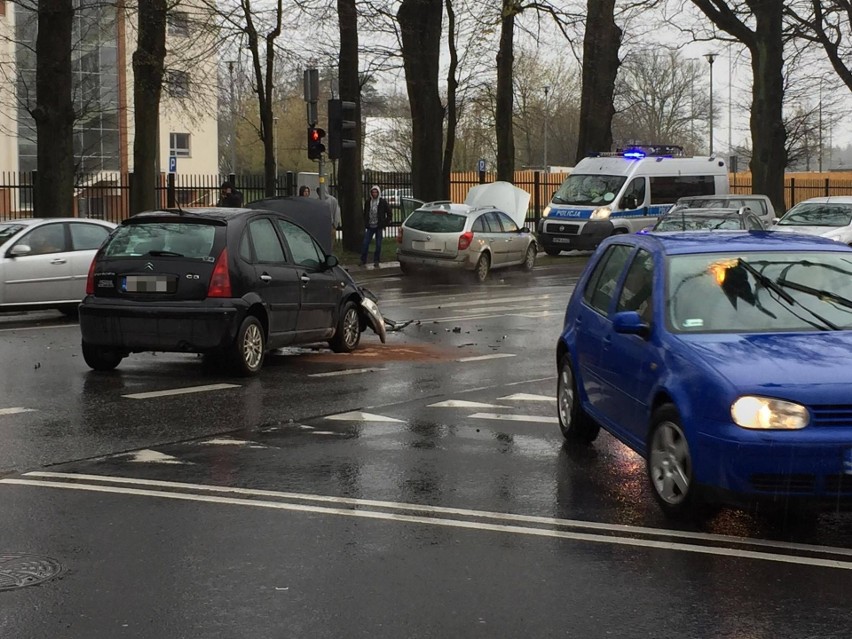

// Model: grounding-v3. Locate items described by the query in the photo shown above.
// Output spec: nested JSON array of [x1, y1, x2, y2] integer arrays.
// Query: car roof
[[662, 207, 750, 217], [791, 196, 852, 205], [678, 194, 767, 201], [613, 231, 852, 256], [413, 202, 489, 217], [0, 217, 115, 225]]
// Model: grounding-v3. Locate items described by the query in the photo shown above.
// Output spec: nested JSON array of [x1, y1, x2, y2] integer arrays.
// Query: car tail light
[[458, 231, 474, 250], [397, 227, 404, 244], [85, 253, 99, 295], [207, 248, 232, 297]]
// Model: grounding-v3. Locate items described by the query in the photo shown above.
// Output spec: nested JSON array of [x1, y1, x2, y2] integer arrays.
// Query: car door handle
[[300, 275, 310, 283], [50, 258, 67, 265], [260, 274, 272, 282]]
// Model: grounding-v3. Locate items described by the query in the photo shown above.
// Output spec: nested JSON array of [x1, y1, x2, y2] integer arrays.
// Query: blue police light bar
[[623, 149, 646, 160]]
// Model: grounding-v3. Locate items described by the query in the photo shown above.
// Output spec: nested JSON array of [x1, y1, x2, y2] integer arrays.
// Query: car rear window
[[406, 210, 467, 233], [104, 222, 218, 259]]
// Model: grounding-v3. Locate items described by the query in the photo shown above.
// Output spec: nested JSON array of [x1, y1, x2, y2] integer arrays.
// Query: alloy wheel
[[343, 307, 360, 349], [242, 322, 264, 371], [649, 421, 691, 505]]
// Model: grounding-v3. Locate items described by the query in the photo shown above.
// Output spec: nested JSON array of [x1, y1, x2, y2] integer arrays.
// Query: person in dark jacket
[[218, 181, 243, 207], [360, 186, 391, 267]]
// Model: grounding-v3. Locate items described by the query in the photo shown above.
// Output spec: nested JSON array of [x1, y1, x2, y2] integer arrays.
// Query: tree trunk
[[441, 0, 459, 199], [495, 0, 516, 182], [747, 3, 786, 214], [575, 0, 621, 162], [130, 0, 166, 214], [33, 0, 75, 217], [338, 0, 362, 252], [398, 0, 444, 200]]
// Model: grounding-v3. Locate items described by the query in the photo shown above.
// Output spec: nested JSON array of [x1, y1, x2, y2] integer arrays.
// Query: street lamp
[[227, 60, 237, 175], [273, 116, 279, 189], [543, 85, 550, 171], [704, 52, 717, 155]]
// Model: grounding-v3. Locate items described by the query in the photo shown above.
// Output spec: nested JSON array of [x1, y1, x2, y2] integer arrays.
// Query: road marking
[[410, 295, 550, 310], [418, 313, 511, 323], [456, 353, 516, 363], [119, 450, 189, 465], [427, 400, 512, 409], [308, 368, 385, 378], [201, 438, 268, 448], [325, 411, 404, 423], [5, 474, 851, 571], [470, 412, 559, 424], [122, 383, 240, 400], [0, 407, 36, 416], [499, 393, 556, 402], [0, 324, 76, 333]]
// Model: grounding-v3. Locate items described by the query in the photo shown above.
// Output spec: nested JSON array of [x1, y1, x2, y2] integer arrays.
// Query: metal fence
[[2, 170, 851, 225]]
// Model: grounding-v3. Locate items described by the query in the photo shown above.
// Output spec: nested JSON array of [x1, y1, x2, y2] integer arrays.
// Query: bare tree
[[689, 0, 787, 214], [786, 1, 852, 92], [33, 0, 75, 216]]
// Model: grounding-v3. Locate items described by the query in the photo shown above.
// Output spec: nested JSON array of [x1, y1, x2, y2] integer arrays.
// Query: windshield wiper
[[739, 258, 839, 330], [776, 278, 852, 311]]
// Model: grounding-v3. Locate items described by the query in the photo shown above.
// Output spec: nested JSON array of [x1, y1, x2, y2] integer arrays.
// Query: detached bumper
[[79, 298, 244, 352]]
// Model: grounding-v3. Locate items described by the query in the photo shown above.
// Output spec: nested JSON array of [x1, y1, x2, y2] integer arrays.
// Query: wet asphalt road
[[1, 259, 851, 638]]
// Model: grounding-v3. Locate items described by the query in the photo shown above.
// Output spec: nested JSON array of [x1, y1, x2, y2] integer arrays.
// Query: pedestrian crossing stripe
[[498, 393, 556, 402], [120, 450, 190, 464], [469, 413, 559, 424], [325, 411, 404, 423], [427, 400, 512, 409]]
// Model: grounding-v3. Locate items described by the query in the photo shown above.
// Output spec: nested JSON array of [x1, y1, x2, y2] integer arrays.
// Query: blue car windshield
[[552, 174, 626, 206], [667, 252, 852, 333]]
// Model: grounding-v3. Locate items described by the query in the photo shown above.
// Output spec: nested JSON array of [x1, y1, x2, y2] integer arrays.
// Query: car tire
[[229, 315, 265, 376], [473, 253, 491, 282], [544, 247, 561, 257], [521, 244, 536, 271], [399, 262, 411, 275], [647, 404, 704, 519], [329, 300, 361, 353], [58, 305, 79, 319], [557, 356, 599, 443], [82, 340, 123, 372]]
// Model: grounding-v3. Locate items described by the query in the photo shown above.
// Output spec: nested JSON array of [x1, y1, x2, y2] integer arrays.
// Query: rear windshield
[[104, 222, 218, 259], [406, 210, 467, 233]]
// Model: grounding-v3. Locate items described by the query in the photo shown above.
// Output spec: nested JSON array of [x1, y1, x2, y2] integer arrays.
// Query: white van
[[537, 147, 730, 254]]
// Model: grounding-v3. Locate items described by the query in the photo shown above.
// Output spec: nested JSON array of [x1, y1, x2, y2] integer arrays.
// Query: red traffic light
[[309, 127, 326, 142]]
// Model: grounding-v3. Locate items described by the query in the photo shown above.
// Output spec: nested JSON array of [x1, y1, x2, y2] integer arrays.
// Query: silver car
[[0, 218, 116, 313], [397, 202, 537, 282]]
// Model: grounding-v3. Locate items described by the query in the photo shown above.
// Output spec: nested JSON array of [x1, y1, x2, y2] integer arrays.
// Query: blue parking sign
[[168, 156, 177, 174]]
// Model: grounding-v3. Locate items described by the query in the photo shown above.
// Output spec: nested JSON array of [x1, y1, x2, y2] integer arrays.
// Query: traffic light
[[327, 99, 357, 160], [307, 126, 326, 160]]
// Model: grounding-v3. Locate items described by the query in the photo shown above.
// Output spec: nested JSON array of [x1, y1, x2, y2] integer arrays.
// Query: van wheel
[[82, 341, 123, 371], [229, 315, 265, 376], [474, 253, 491, 282], [330, 301, 361, 353]]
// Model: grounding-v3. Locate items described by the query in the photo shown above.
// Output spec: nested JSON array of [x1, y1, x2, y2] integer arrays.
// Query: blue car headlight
[[731, 396, 809, 430]]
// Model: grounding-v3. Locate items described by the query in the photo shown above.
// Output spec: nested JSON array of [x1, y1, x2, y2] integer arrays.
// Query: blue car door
[[596, 248, 660, 450], [574, 244, 634, 416]]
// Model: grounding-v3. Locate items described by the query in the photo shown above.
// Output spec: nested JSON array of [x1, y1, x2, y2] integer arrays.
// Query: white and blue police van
[[537, 146, 730, 254]]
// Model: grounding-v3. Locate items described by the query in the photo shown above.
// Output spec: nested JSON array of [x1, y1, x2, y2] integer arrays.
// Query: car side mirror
[[325, 254, 339, 269], [520, 226, 530, 233], [612, 311, 650, 338], [9, 244, 31, 257], [772, 217, 780, 224]]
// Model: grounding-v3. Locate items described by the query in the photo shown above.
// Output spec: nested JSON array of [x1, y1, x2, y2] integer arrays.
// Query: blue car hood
[[675, 331, 852, 402]]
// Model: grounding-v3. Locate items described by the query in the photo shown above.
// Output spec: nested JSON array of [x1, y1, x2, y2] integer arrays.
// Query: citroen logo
[[144, 262, 154, 271]]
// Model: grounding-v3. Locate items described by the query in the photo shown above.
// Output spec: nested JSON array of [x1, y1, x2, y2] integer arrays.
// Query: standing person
[[360, 186, 391, 267], [218, 181, 243, 207], [298, 185, 311, 197], [317, 187, 342, 246]]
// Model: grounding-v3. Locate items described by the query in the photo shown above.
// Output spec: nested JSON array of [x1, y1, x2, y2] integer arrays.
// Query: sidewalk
[[342, 260, 402, 280]]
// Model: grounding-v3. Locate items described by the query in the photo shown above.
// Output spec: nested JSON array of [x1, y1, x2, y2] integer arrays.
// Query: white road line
[[0, 324, 76, 333], [470, 412, 559, 424], [122, 383, 240, 400], [4, 476, 850, 571], [499, 393, 557, 402], [418, 313, 511, 323], [0, 407, 36, 416], [456, 354, 517, 363], [325, 411, 404, 423], [22, 472, 852, 557], [427, 400, 512, 409], [308, 368, 385, 378], [410, 295, 550, 310]]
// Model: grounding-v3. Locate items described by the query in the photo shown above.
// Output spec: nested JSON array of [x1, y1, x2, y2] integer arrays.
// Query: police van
[[537, 146, 730, 254]]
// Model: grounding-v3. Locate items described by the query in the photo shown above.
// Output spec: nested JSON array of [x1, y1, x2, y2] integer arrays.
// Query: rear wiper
[[739, 258, 838, 330], [145, 250, 183, 257]]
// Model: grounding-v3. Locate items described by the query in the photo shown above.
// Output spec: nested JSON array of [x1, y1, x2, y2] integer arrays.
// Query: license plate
[[412, 241, 443, 251], [844, 449, 852, 475], [553, 238, 573, 244], [121, 275, 174, 293]]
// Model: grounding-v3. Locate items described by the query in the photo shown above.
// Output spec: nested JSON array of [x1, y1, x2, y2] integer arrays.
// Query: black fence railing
[[2, 170, 851, 224]]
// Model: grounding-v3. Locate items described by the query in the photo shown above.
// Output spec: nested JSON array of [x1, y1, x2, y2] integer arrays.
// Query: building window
[[167, 11, 189, 37], [170, 133, 191, 157], [165, 70, 190, 98]]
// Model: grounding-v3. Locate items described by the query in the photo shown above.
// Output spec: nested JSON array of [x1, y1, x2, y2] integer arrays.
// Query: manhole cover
[[0, 553, 63, 592]]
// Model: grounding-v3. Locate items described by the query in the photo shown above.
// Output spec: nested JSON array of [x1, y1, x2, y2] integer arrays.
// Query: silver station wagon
[[396, 182, 537, 282]]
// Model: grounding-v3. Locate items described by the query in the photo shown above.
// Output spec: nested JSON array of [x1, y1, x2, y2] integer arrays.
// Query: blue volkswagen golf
[[556, 231, 852, 517]]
